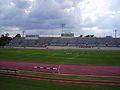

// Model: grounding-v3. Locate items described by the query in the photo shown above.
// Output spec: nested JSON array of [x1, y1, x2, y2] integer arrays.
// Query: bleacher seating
[[7, 37, 120, 48]]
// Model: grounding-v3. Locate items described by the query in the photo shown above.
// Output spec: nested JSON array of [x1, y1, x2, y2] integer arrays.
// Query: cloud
[[80, 0, 120, 36], [0, 0, 82, 30], [0, 0, 120, 37], [109, 0, 120, 11]]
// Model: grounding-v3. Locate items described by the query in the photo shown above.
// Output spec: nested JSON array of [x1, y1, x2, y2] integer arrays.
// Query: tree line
[[0, 33, 21, 46]]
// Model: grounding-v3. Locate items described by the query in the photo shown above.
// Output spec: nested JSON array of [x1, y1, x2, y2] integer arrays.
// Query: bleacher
[[7, 37, 120, 48]]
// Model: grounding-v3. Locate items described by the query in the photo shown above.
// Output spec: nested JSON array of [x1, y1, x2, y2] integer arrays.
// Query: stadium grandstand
[[7, 32, 120, 49]]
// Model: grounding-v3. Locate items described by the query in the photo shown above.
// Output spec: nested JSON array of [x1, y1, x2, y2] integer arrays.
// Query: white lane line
[[58, 65, 61, 74]]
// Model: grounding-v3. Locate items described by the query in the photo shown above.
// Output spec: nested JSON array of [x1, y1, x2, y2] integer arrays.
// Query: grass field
[[0, 48, 120, 65], [0, 76, 120, 90], [17, 70, 120, 81], [0, 48, 120, 90]]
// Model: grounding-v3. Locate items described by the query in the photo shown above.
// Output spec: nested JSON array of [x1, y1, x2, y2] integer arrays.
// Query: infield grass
[[0, 48, 120, 65]]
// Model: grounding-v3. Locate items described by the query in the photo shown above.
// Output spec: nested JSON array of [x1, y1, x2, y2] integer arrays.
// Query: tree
[[15, 34, 21, 37], [79, 35, 83, 37], [0, 33, 12, 46], [1, 34, 4, 37], [5, 33, 9, 37]]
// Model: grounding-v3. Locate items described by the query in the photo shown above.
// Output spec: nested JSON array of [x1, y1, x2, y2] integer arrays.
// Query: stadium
[[0, 0, 120, 90], [0, 32, 120, 90], [7, 32, 120, 50]]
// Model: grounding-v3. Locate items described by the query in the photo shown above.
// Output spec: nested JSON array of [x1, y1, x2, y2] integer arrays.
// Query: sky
[[0, 0, 120, 37]]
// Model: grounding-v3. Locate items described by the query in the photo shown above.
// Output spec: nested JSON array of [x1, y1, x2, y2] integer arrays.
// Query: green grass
[[0, 48, 120, 65], [1, 70, 119, 82], [16, 70, 120, 81], [0, 76, 120, 90]]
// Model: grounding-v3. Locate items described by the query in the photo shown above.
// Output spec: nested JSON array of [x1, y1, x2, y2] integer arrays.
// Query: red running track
[[0, 60, 120, 76]]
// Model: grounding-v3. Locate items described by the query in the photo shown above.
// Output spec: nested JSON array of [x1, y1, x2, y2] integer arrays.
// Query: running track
[[0, 60, 120, 76]]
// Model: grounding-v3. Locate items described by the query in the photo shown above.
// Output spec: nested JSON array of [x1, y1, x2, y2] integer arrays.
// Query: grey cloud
[[14, 0, 30, 9], [81, 0, 120, 31], [0, 0, 119, 37], [0, 0, 82, 31]]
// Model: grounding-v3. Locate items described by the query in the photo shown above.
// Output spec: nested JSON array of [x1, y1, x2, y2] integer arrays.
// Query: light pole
[[62, 24, 65, 33], [114, 29, 118, 38], [22, 30, 25, 37]]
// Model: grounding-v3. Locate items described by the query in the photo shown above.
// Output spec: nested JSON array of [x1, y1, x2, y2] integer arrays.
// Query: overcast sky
[[0, 0, 120, 37]]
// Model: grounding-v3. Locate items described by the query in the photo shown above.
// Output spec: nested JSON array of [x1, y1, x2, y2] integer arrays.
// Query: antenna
[[62, 24, 65, 33]]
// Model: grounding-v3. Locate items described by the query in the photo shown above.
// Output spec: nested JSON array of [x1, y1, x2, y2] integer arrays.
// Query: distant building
[[61, 33, 74, 38], [106, 36, 112, 38], [25, 35, 39, 39]]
